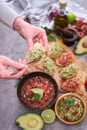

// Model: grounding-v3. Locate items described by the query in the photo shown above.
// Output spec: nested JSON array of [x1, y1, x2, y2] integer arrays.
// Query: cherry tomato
[[85, 80, 87, 87], [72, 25, 78, 30], [74, 18, 84, 27], [63, 116, 68, 121], [81, 24, 87, 34], [75, 103, 80, 108], [72, 18, 87, 40], [72, 111, 78, 116], [78, 31, 84, 40]]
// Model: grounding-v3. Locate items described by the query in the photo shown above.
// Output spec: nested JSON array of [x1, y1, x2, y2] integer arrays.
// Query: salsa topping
[[57, 95, 84, 122], [20, 76, 55, 109], [62, 77, 79, 92], [56, 52, 73, 67], [59, 63, 77, 79]]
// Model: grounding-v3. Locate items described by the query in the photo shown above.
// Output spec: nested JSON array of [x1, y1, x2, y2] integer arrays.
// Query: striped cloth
[[17, 0, 59, 27], [0, 0, 59, 28], [1, 1, 87, 28]]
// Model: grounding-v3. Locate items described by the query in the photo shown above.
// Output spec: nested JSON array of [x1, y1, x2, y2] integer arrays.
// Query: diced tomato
[[62, 77, 79, 92], [85, 80, 87, 87], [75, 103, 80, 108], [72, 111, 78, 116], [46, 89, 50, 94], [63, 116, 68, 121], [43, 82, 48, 91], [56, 52, 73, 67], [40, 99, 46, 105], [78, 31, 84, 40], [74, 18, 84, 27], [26, 85, 31, 90], [44, 94, 50, 100], [67, 105, 71, 110]]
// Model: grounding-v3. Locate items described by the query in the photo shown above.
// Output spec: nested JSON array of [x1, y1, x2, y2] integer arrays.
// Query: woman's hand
[[13, 17, 48, 51], [0, 56, 27, 79]]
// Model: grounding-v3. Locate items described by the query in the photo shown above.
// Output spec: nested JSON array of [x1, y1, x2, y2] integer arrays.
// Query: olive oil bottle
[[53, 0, 69, 34]]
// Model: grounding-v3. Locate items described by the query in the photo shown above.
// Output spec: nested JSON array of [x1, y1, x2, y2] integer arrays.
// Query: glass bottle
[[59, 0, 67, 13], [53, 0, 68, 34]]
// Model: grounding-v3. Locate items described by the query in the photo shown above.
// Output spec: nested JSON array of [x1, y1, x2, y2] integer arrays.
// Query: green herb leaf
[[43, 27, 51, 35], [65, 99, 75, 106], [48, 36, 56, 42], [30, 93, 41, 102]]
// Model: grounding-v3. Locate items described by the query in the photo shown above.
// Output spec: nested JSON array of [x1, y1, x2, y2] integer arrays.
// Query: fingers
[[33, 34, 48, 51], [27, 38, 34, 51], [11, 61, 26, 69], [0, 56, 26, 69], [34, 31, 48, 51], [40, 31, 48, 50], [18, 59, 26, 64], [10, 66, 27, 79]]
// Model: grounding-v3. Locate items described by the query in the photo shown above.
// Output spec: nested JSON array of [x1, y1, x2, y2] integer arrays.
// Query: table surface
[[0, 0, 87, 130]]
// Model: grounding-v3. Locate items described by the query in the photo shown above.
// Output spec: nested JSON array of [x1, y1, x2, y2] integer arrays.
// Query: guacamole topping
[[30, 48, 44, 61], [60, 63, 77, 79], [43, 58, 55, 74], [57, 95, 84, 122], [50, 44, 63, 58]]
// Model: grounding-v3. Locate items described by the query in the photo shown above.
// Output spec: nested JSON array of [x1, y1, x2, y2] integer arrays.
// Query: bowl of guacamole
[[55, 93, 86, 125]]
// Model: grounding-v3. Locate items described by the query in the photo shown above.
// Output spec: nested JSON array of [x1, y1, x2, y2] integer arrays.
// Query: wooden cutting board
[[24, 34, 87, 112]]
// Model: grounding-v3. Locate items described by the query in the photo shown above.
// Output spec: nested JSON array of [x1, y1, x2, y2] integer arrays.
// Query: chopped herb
[[48, 36, 56, 42], [30, 92, 41, 102], [65, 98, 75, 106], [43, 27, 56, 42], [43, 27, 52, 35]]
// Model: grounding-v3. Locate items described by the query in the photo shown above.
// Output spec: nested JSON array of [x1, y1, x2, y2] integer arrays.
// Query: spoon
[[55, 26, 73, 38]]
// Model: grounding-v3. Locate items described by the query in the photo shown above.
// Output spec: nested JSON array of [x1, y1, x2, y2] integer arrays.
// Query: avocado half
[[74, 36, 87, 55], [15, 113, 44, 130]]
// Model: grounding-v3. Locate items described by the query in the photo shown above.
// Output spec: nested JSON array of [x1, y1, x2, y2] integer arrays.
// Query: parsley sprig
[[43, 27, 56, 42]]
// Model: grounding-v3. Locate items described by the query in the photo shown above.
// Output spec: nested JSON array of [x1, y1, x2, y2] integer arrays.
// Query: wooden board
[[24, 35, 87, 112]]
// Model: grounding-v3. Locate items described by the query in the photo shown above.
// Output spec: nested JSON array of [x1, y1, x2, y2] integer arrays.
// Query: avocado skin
[[74, 36, 87, 55], [15, 113, 44, 130]]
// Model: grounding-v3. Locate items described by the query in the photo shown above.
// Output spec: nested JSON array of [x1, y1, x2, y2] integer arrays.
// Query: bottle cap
[[59, 0, 67, 9]]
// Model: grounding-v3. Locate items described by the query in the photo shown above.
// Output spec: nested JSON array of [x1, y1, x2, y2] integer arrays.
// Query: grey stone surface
[[0, 1, 87, 130]]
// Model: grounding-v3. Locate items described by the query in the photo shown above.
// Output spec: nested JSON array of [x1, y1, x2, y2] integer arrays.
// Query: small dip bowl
[[55, 93, 86, 125], [17, 71, 58, 110], [62, 28, 78, 46]]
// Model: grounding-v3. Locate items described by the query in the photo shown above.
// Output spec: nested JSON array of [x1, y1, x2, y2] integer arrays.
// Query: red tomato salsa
[[20, 76, 55, 109]]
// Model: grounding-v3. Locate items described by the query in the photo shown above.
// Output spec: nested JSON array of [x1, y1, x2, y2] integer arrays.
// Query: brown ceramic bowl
[[17, 71, 58, 110], [55, 93, 86, 125]]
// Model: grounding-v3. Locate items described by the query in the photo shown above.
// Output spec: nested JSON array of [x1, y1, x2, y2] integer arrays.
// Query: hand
[[0, 56, 27, 79], [13, 17, 48, 51]]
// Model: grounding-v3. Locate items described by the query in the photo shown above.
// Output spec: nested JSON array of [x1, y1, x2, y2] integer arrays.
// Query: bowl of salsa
[[17, 71, 58, 110], [55, 93, 86, 124]]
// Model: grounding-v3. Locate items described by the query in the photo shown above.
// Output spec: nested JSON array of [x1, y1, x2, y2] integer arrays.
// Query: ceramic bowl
[[62, 28, 78, 46], [17, 71, 58, 110], [55, 93, 86, 125]]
